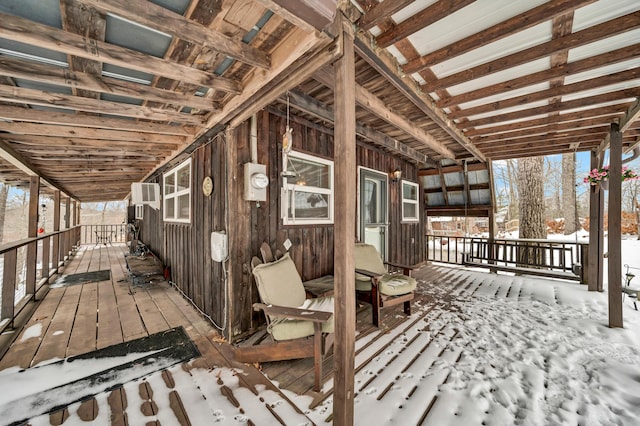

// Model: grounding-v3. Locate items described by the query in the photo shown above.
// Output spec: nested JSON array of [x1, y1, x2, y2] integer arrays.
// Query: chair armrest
[[355, 268, 382, 278], [384, 261, 414, 275], [253, 303, 332, 323]]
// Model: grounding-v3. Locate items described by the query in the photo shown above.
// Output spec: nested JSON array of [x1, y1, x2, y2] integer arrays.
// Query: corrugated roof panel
[[471, 189, 491, 205], [572, 0, 640, 32], [429, 21, 552, 79], [444, 172, 463, 186], [105, 15, 172, 57], [426, 192, 445, 206], [407, 0, 547, 57], [0, 41, 68, 66], [422, 175, 441, 189], [149, 0, 191, 15], [447, 191, 465, 205], [0, 0, 62, 28], [468, 170, 489, 185]]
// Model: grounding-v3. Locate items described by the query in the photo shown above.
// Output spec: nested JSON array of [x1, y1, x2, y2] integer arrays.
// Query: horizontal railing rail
[[426, 234, 588, 282], [0, 226, 81, 333], [80, 224, 128, 245]]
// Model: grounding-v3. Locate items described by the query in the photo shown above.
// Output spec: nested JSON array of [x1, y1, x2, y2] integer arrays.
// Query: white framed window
[[135, 204, 144, 220], [401, 180, 419, 222], [163, 158, 191, 223], [282, 151, 334, 225]]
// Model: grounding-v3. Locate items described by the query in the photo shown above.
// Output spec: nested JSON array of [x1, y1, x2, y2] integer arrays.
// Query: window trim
[[163, 158, 192, 223], [401, 180, 420, 222], [135, 204, 144, 220], [282, 151, 334, 225]]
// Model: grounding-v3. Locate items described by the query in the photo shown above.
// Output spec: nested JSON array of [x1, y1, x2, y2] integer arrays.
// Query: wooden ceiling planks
[[0, 0, 638, 198]]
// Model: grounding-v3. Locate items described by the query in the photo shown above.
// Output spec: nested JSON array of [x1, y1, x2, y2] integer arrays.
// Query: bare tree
[[505, 159, 518, 221], [517, 157, 546, 266], [561, 152, 577, 234]]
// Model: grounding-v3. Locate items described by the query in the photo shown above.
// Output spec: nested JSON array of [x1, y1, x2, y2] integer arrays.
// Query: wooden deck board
[[0, 244, 480, 425]]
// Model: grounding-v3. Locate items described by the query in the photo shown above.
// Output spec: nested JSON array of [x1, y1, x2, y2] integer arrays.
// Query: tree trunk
[[517, 157, 546, 266], [506, 159, 518, 221], [0, 184, 8, 243], [561, 152, 577, 234]]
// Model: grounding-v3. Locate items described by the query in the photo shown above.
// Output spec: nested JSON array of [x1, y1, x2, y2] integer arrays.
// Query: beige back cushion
[[252, 253, 306, 308], [354, 243, 387, 281]]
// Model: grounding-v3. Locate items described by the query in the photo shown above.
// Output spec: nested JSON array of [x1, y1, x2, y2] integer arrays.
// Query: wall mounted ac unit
[[131, 183, 160, 210]]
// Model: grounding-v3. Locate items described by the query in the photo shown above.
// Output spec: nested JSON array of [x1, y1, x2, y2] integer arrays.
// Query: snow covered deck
[[1, 243, 639, 425]]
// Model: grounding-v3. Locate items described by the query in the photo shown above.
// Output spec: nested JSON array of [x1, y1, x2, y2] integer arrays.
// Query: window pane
[[288, 156, 329, 189], [288, 190, 329, 219], [178, 194, 190, 219], [363, 180, 378, 225], [165, 198, 174, 219], [403, 182, 417, 201], [165, 173, 175, 195], [403, 202, 417, 219], [177, 165, 190, 191]]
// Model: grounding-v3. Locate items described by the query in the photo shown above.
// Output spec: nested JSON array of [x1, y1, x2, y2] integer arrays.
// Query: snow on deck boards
[[2, 246, 638, 425]]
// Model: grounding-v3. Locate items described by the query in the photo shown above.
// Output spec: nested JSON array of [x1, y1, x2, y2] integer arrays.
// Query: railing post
[[25, 176, 39, 298], [41, 235, 50, 279], [1, 249, 17, 326], [52, 191, 60, 270]]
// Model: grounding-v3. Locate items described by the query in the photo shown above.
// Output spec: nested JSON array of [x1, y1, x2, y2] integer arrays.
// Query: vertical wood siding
[[139, 110, 425, 339]]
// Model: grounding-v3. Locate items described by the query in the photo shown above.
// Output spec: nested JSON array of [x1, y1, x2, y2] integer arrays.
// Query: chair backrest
[[252, 253, 306, 308], [260, 242, 274, 263], [354, 243, 387, 279]]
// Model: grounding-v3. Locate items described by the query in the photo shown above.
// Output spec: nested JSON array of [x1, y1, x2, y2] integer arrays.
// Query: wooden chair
[[234, 253, 334, 392], [354, 243, 417, 327]]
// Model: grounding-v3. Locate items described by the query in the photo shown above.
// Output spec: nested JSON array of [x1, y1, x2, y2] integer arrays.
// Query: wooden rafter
[[427, 11, 640, 92], [403, 0, 595, 74], [0, 12, 242, 93], [81, 0, 270, 69], [358, 0, 415, 31]]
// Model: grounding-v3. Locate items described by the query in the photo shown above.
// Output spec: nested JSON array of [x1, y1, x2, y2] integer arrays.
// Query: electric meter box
[[244, 163, 269, 201]]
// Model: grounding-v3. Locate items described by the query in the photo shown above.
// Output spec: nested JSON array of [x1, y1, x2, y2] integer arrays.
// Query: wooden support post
[[25, 175, 39, 297], [63, 196, 70, 259], [224, 126, 236, 342], [333, 17, 356, 426], [41, 235, 50, 279], [52, 190, 60, 269], [72, 200, 77, 226], [1, 249, 17, 324], [608, 123, 623, 328], [588, 150, 603, 292]]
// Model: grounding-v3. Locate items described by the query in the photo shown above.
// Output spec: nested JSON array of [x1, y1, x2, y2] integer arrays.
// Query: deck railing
[[426, 234, 588, 282], [0, 226, 81, 333], [80, 224, 128, 245]]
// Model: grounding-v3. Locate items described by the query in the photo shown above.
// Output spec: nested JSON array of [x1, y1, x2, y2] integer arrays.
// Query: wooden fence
[[0, 226, 81, 334], [426, 234, 588, 282]]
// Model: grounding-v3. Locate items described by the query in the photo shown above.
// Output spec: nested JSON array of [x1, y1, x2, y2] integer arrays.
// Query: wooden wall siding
[[139, 132, 227, 332], [138, 110, 425, 339], [227, 110, 425, 337]]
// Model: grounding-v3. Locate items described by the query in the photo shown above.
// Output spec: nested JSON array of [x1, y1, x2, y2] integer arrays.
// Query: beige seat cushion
[[252, 253, 306, 308], [252, 253, 334, 341], [269, 296, 334, 341], [354, 243, 416, 296]]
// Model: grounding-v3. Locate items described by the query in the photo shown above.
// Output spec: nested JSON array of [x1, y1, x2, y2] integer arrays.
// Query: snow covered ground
[[4, 239, 640, 425]]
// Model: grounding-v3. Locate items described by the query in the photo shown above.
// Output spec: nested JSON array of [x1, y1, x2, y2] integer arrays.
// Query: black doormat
[[0, 326, 201, 425], [51, 269, 111, 288]]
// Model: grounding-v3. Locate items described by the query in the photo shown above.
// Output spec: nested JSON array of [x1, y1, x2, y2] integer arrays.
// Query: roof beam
[[427, 11, 640, 92], [438, 43, 640, 109], [358, 0, 415, 31], [0, 56, 217, 111], [464, 104, 626, 137], [314, 68, 456, 159], [0, 84, 204, 125], [597, 97, 640, 155], [461, 89, 640, 129], [284, 90, 434, 165], [0, 138, 70, 196], [376, 0, 477, 48], [0, 105, 194, 136], [80, 0, 270, 69], [403, 0, 595, 74], [353, 33, 485, 161], [257, 0, 337, 31], [0, 12, 242, 93], [6, 134, 178, 151], [449, 68, 640, 119], [0, 122, 188, 144]]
